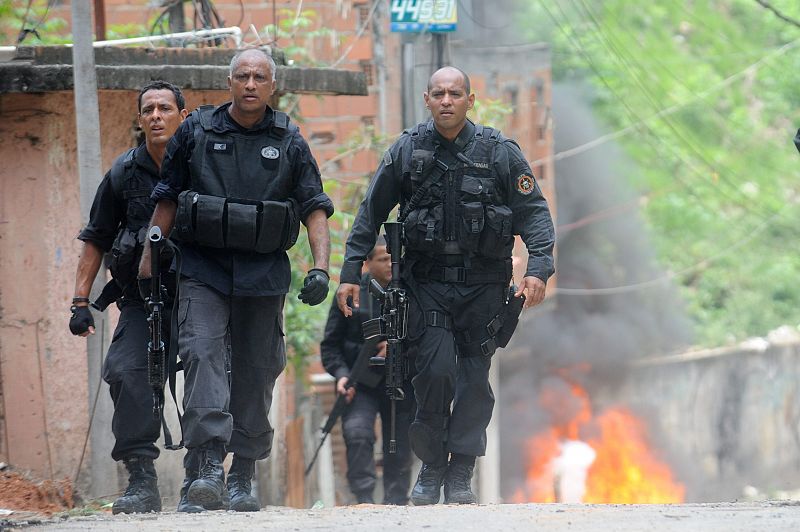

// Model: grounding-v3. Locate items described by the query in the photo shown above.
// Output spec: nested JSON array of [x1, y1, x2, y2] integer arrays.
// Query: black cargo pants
[[341, 381, 415, 504], [405, 274, 507, 458], [177, 278, 286, 460], [102, 300, 165, 461]]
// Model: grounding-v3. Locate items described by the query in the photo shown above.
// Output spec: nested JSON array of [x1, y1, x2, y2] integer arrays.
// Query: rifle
[[363, 222, 407, 454], [305, 336, 379, 477], [146, 226, 167, 421]]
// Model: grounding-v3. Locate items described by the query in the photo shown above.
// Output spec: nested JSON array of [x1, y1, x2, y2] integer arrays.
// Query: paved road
[[24, 501, 800, 531]]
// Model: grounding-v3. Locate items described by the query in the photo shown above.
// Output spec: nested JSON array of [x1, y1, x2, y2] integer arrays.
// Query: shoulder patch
[[516, 174, 535, 195]]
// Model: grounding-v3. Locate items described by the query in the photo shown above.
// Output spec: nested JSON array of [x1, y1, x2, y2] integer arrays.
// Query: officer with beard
[[336, 66, 554, 505]]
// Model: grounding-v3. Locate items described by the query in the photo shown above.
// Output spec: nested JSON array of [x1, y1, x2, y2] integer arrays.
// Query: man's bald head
[[427, 66, 471, 96]]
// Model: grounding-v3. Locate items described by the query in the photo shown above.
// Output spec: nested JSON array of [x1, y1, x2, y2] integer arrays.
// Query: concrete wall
[[0, 91, 86, 483], [603, 332, 800, 501], [0, 88, 226, 502]]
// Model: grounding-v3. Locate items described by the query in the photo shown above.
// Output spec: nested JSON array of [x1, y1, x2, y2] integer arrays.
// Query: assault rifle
[[146, 226, 167, 421], [363, 222, 408, 454], [305, 336, 379, 477]]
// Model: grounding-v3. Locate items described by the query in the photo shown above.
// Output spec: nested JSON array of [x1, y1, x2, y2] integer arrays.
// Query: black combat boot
[[443, 455, 477, 504], [408, 411, 447, 465], [177, 470, 204, 513], [354, 491, 375, 504], [227, 456, 260, 512], [410, 462, 447, 506], [112, 456, 161, 514], [187, 443, 227, 510]]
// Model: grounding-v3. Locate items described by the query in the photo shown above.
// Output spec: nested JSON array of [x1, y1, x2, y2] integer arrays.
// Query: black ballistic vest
[[175, 106, 300, 253], [108, 148, 158, 289], [401, 123, 514, 259]]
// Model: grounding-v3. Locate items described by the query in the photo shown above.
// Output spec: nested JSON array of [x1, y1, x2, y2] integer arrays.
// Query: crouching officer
[[336, 66, 554, 505], [139, 48, 333, 512], [321, 237, 416, 505], [69, 81, 188, 514]]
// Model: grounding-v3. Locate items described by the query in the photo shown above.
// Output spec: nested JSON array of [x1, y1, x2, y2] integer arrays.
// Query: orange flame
[[514, 377, 685, 504]]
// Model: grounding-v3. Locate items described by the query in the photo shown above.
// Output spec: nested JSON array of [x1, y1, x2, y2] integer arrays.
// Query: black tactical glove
[[69, 305, 95, 335], [298, 268, 330, 306]]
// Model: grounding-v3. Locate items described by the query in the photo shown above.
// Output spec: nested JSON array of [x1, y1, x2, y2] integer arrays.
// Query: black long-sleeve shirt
[[340, 120, 555, 285], [152, 103, 334, 296], [320, 274, 382, 388]]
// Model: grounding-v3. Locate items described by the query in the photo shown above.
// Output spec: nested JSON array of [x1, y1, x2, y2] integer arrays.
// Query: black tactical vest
[[174, 105, 300, 253], [108, 148, 158, 288], [400, 123, 514, 259]]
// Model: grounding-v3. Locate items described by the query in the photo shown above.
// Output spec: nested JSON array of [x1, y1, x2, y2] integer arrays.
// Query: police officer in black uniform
[[321, 237, 415, 505], [336, 66, 555, 505], [69, 80, 188, 514], [139, 48, 333, 513]]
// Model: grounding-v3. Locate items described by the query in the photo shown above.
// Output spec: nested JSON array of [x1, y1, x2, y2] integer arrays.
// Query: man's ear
[[180, 109, 189, 121], [467, 93, 475, 110]]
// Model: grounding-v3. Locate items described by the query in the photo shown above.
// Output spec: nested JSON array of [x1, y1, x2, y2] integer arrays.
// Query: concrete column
[[72, 0, 116, 498]]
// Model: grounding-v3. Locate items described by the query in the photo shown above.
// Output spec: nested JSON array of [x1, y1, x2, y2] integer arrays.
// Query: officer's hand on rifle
[[516, 275, 546, 309], [336, 283, 361, 317], [376, 340, 387, 358], [336, 376, 356, 404], [298, 268, 330, 306], [69, 303, 95, 337]]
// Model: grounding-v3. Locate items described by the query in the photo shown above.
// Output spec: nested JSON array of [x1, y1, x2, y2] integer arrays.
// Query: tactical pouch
[[495, 285, 525, 348], [256, 198, 301, 253], [479, 204, 514, 258], [109, 227, 143, 287], [456, 284, 525, 357], [459, 202, 484, 253], [402, 205, 444, 252], [175, 190, 301, 253]]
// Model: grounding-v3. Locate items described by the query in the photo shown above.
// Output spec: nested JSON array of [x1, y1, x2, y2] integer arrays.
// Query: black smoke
[[499, 82, 694, 500]]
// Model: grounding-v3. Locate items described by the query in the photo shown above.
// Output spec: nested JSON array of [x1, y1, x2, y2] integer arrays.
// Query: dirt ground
[[0, 470, 74, 516], [0, 500, 794, 531]]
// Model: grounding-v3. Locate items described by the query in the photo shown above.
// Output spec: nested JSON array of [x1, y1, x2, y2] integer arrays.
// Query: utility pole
[[372, 0, 388, 134], [93, 0, 106, 41], [434, 33, 447, 69], [168, 0, 186, 33], [71, 0, 114, 499]]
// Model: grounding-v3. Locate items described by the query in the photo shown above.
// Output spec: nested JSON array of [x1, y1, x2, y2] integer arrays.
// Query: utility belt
[[424, 284, 526, 358], [174, 190, 300, 254], [411, 256, 512, 285]]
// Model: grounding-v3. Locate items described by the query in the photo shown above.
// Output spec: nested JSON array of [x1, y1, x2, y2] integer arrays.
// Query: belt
[[412, 259, 511, 285]]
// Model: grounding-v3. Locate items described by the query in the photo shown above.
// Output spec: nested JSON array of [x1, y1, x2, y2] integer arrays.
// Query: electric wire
[[16, 0, 55, 44], [570, 0, 784, 220], [530, 36, 800, 168], [553, 207, 786, 295], [541, 0, 792, 226], [536, 1, 800, 295]]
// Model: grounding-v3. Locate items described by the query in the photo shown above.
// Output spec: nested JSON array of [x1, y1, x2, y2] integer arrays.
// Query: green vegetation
[[523, 0, 800, 345]]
